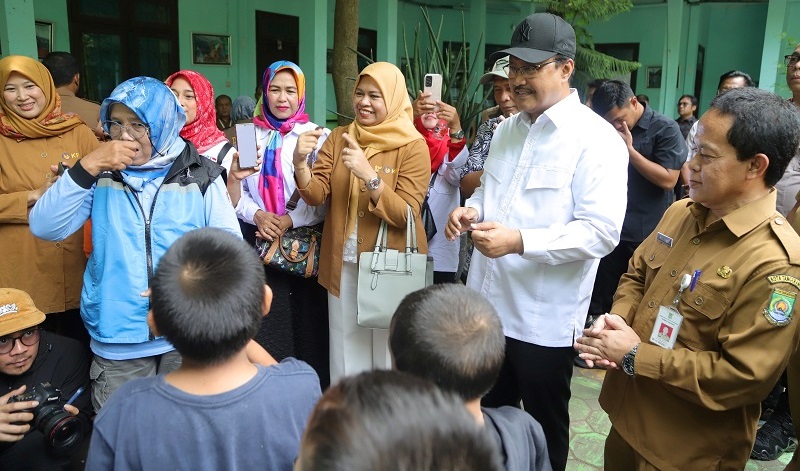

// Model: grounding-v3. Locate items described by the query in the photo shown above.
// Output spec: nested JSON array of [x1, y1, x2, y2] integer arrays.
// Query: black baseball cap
[[489, 13, 576, 65]]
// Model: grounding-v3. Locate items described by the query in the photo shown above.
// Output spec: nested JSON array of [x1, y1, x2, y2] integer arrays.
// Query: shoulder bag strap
[[285, 189, 302, 212]]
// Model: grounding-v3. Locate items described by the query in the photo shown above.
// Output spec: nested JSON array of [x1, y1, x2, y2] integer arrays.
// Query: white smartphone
[[423, 73, 443, 104], [235, 123, 258, 168]]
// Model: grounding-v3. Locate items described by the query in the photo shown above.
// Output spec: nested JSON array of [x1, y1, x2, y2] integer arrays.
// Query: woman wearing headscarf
[[0, 55, 97, 336], [233, 61, 331, 387], [224, 95, 257, 143], [165, 70, 235, 170], [30, 76, 241, 411], [293, 62, 429, 383]]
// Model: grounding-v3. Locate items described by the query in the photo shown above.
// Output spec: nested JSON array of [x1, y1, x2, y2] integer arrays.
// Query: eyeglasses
[[0, 328, 40, 354], [503, 59, 559, 79], [104, 121, 150, 139], [785, 54, 800, 67]]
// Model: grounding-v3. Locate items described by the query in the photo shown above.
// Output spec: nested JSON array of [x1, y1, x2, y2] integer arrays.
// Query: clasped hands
[[573, 314, 641, 369]]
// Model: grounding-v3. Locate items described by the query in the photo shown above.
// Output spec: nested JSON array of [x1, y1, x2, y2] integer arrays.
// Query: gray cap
[[479, 56, 510, 85], [488, 13, 576, 65]]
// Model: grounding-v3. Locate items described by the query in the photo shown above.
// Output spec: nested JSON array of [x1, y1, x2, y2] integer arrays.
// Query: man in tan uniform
[[42, 52, 103, 139], [575, 87, 800, 470]]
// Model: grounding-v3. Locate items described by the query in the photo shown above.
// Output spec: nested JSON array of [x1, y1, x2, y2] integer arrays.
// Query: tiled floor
[[567, 366, 793, 470]]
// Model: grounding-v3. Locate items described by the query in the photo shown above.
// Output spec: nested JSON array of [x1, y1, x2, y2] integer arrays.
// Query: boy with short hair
[[389, 284, 552, 471], [86, 228, 321, 470]]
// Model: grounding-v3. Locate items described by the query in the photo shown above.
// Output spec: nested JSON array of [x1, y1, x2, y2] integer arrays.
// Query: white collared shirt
[[465, 90, 628, 346], [237, 122, 329, 228]]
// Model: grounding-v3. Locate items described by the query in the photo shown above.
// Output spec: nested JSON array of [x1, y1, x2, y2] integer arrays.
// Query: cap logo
[[0, 303, 19, 316], [514, 21, 531, 44]]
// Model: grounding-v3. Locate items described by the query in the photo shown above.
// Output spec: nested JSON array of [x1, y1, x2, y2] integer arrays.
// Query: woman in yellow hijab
[[0, 55, 98, 335], [293, 62, 429, 382]]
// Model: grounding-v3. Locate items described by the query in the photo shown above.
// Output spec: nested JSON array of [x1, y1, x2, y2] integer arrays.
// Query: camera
[[425, 75, 433, 87], [8, 382, 84, 456]]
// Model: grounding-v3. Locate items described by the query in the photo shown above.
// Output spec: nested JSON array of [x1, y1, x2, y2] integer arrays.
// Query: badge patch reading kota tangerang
[[763, 288, 796, 327], [766, 274, 800, 290]]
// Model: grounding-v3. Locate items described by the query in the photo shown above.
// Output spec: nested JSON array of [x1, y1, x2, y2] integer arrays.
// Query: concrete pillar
[[0, 0, 37, 59], [299, 0, 327, 124], [662, 0, 684, 115], [377, 0, 398, 63], [758, 0, 788, 92], [468, 0, 486, 100]]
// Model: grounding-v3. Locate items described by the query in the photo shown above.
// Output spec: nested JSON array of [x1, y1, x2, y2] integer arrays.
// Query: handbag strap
[[373, 204, 417, 253], [424, 171, 438, 200], [285, 189, 302, 212]]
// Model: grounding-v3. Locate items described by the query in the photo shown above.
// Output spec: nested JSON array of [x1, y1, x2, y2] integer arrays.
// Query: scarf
[[252, 61, 309, 215], [0, 55, 84, 140], [164, 70, 228, 155], [99, 77, 187, 171], [345, 62, 422, 235], [414, 115, 449, 174]]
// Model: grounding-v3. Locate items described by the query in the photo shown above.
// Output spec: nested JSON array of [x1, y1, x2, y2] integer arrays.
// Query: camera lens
[[425, 76, 432, 86], [36, 405, 83, 456]]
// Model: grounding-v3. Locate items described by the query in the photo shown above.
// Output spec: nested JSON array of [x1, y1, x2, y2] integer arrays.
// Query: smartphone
[[57, 162, 67, 176], [235, 123, 258, 168], [424, 73, 443, 104]]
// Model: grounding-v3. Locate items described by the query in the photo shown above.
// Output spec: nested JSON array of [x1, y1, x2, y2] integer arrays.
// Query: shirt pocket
[[482, 156, 508, 183], [643, 238, 671, 271], [677, 281, 729, 351], [525, 167, 571, 190]]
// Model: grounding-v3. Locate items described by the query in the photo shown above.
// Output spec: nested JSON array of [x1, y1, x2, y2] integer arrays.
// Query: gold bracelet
[[294, 165, 308, 171]]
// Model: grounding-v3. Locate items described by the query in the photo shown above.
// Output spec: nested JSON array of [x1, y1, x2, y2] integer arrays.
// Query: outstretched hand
[[341, 133, 375, 182]]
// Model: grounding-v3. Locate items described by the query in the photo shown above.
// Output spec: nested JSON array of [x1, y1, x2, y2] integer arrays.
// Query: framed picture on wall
[[647, 66, 663, 89], [192, 33, 231, 65], [35, 21, 52, 60]]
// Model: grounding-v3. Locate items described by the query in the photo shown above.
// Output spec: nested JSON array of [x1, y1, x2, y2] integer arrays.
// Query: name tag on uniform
[[657, 232, 673, 247], [650, 306, 683, 349]]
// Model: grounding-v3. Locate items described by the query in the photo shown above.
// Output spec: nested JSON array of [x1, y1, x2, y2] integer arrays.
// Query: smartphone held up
[[424, 73, 443, 105], [235, 123, 258, 168]]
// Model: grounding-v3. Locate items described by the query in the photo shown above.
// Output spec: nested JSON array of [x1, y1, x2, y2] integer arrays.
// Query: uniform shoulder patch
[[764, 288, 795, 326], [766, 274, 800, 290]]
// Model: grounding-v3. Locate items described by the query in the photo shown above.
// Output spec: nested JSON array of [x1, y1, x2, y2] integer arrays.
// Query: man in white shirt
[[446, 13, 628, 471]]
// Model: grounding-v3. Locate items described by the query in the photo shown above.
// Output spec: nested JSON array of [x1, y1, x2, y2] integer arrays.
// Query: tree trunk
[[332, 0, 359, 126]]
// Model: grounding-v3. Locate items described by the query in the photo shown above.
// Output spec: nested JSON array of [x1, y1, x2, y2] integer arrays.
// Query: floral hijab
[[99, 77, 187, 170], [0, 55, 84, 140], [164, 70, 228, 154], [252, 61, 310, 215]]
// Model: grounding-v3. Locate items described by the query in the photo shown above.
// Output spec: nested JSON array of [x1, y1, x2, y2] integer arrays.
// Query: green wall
[[17, 0, 791, 123]]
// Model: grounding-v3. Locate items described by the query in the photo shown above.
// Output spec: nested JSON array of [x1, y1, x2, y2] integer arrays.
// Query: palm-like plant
[[401, 7, 489, 138], [541, 0, 641, 88]]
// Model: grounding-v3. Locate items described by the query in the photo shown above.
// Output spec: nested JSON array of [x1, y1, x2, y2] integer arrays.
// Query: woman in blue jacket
[[30, 76, 241, 411]]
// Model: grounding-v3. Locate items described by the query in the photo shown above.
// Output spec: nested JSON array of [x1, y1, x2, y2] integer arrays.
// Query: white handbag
[[357, 205, 434, 329]]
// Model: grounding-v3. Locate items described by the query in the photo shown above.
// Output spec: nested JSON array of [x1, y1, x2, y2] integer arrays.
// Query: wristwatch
[[622, 343, 640, 376], [366, 175, 381, 190], [449, 129, 465, 140]]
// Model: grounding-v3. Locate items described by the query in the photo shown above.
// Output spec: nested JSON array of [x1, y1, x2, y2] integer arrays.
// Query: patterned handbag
[[255, 190, 322, 278]]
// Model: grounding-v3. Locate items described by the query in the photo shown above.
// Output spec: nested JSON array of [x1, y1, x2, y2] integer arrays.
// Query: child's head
[[389, 284, 505, 402], [149, 228, 268, 365], [296, 370, 502, 471]]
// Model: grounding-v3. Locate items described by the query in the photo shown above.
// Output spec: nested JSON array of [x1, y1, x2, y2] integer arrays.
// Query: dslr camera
[[8, 382, 84, 456]]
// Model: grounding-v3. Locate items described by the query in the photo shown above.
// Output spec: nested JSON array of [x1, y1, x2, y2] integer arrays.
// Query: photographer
[[0, 288, 90, 470]]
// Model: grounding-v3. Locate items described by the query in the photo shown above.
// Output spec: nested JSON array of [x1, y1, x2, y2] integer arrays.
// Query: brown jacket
[[0, 125, 98, 313], [600, 192, 800, 470], [299, 126, 429, 297], [57, 87, 100, 130]]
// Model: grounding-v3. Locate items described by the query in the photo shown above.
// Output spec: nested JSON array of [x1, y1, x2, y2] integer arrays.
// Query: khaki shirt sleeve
[[634, 261, 800, 411]]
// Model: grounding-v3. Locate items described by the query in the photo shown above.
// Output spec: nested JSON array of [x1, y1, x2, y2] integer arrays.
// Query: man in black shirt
[[0, 288, 90, 471], [586, 80, 686, 333]]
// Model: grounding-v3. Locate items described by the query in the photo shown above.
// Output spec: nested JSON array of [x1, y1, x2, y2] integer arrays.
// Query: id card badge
[[650, 306, 683, 349]]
